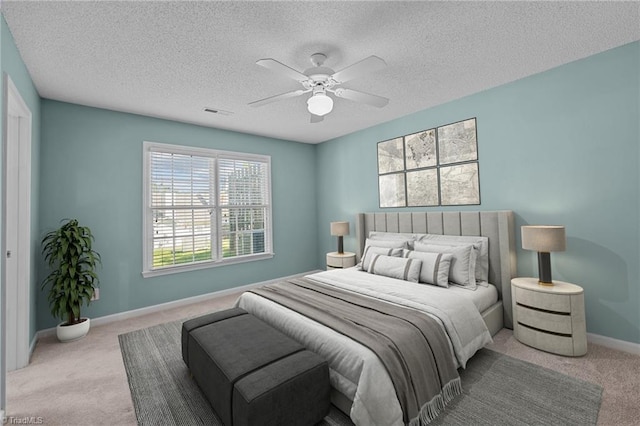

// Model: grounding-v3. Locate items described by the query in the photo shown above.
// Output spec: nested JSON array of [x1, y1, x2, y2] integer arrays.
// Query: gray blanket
[[250, 277, 461, 425]]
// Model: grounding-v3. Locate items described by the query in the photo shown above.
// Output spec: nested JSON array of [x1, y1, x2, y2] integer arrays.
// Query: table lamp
[[521, 225, 566, 286], [330, 221, 349, 254]]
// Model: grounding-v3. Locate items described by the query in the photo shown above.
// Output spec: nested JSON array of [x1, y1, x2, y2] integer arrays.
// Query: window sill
[[142, 252, 274, 278]]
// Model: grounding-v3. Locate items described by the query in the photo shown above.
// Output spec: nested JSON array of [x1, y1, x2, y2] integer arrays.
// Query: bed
[[356, 211, 516, 334], [236, 210, 516, 425]]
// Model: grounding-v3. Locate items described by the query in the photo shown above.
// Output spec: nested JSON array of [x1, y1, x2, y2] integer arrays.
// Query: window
[[142, 142, 273, 277]]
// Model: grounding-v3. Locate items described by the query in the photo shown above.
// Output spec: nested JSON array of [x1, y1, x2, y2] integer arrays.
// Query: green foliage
[[41, 219, 101, 326], [152, 248, 212, 267]]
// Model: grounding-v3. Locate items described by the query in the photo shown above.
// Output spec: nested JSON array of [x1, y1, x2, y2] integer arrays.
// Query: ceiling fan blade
[[333, 88, 389, 108], [248, 89, 308, 108], [256, 59, 309, 83], [331, 56, 387, 84], [310, 114, 324, 123]]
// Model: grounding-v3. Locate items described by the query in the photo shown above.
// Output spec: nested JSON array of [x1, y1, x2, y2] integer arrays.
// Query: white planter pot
[[56, 318, 91, 342]]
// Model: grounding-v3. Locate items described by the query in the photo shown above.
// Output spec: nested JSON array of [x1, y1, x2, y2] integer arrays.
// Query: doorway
[[1, 74, 33, 416]]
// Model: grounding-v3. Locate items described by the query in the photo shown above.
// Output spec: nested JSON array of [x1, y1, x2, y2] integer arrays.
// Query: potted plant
[[41, 219, 101, 342]]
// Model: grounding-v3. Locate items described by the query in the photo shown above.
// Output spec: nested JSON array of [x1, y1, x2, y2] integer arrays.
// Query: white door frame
[[1, 74, 33, 414]]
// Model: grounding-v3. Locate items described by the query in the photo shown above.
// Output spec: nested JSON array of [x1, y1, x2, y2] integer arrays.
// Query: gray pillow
[[403, 250, 452, 288], [414, 242, 477, 290], [358, 246, 403, 271], [418, 235, 489, 284], [367, 254, 422, 283]]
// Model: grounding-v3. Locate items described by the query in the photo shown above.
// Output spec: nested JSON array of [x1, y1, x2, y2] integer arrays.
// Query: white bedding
[[448, 280, 498, 312], [235, 268, 493, 426]]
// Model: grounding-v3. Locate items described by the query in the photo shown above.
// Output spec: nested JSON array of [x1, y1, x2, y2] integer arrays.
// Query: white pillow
[[367, 254, 422, 283], [368, 232, 419, 250], [403, 250, 452, 288], [364, 237, 409, 249], [359, 246, 403, 271], [414, 242, 477, 290], [418, 235, 489, 284]]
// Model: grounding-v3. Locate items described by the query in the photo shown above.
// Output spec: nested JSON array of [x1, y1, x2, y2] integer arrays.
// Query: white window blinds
[[143, 142, 272, 276], [218, 158, 270, 259]]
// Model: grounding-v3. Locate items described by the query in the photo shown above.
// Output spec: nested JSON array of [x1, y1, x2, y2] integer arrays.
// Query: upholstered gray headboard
[[356, 211, 516, 328]]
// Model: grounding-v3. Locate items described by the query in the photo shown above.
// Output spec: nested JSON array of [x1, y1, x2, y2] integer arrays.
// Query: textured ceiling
[[2, 1, 639, 144]]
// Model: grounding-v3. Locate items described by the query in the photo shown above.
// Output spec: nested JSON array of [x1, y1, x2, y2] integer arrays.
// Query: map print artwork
[[377, 118, 480, 207], [377, 137, 404, 174], [405, 129, 436, 170], [437, 119, 478, 165]]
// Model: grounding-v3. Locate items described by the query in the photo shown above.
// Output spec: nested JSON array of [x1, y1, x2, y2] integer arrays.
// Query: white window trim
[[142, 141, 274, 278]]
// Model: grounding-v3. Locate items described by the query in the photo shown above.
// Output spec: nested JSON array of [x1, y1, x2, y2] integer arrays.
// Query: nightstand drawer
[[515, 304, 573, 335], [327, 256, 344, 268], [515, 287, 571, 313], [515, 323, 576, 356], [326, 252, 356, 270]]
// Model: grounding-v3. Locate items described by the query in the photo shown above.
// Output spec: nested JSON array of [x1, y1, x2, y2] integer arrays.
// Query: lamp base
[[337, 236, 344, 254], [537, 252, 554, 286]]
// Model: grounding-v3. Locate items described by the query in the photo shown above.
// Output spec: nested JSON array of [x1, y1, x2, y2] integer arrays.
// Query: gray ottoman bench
[[182, 307, 330, 426]]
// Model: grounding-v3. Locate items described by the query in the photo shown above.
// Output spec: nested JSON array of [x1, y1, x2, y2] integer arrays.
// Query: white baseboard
[[587, 332, 640, 356], [29, 334, 38, 358], [35, 270, 322, 341]]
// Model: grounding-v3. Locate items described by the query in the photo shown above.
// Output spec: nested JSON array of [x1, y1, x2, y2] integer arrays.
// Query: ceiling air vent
[[203, 107, 233, 116]]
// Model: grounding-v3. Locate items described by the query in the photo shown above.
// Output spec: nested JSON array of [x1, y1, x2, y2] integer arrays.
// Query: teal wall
[[317, 41, 640, 344], [38, 101, 318, 330], [1, 17, 41, 344]]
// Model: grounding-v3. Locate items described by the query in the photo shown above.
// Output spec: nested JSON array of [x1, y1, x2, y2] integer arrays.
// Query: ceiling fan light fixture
[[307, 92, 333, 116]]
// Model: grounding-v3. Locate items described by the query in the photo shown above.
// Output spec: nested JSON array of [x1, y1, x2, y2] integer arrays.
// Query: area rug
[[119, 320, 602, 426]]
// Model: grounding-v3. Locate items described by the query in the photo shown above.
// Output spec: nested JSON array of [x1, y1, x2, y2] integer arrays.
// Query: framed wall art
[[378, 173, 406, 208], [406, 168, 439, 206], [437, 118, 478, 165], [377, 137, 405, 174], [377, 117, 480, 207]]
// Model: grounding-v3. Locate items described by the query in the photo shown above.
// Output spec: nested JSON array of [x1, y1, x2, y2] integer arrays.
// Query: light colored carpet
[[119, 319, 352, 425], [119, 320, 601, 425], [6, 291, 640, 425]]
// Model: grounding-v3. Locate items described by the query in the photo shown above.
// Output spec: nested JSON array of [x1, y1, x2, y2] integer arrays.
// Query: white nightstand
[[511, 277, 587, 356], [326, 252, 356, 270]]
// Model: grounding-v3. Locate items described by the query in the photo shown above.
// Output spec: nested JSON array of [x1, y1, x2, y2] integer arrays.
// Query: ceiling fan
[[249, 53, 389, 123]]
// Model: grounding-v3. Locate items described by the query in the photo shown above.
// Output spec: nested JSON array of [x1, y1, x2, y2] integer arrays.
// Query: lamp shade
[[307, 93, 333, 116], [330, 221, 349, 236], [521, 226, 566, 252]]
